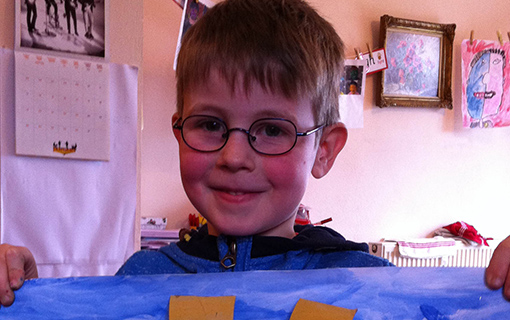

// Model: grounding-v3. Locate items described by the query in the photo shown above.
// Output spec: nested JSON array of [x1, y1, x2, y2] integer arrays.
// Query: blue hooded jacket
[[116, 225, 392, 275]]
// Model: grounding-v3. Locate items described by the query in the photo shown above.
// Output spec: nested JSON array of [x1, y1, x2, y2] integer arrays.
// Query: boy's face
[[173, 71, 322, 238]]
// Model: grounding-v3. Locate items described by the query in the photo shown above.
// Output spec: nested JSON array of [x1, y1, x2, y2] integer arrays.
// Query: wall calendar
[[15, 51, 109, 161]]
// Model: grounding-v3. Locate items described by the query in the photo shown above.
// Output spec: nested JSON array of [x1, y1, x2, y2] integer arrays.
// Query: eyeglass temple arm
[[296, 124, 326, 137], [172, 118, 183, 129]]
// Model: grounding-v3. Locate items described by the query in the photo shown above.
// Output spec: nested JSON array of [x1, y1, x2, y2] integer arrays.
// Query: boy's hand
[[486, 236, 510, 300], [0, 244, 38, 307]]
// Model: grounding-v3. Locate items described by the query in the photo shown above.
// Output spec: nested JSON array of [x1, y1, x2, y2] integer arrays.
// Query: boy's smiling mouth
[[210, 185, 265, 203], [214, 187, 259, 196], [226, 191, 246, 196]]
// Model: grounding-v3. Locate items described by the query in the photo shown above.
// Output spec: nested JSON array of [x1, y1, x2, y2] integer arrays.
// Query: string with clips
[[469, 30, 510, 46], [353, 43, 373, 60]]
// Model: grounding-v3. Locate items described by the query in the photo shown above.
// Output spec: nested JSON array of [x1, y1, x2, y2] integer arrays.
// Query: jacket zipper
[[220, 237, 237, 270]]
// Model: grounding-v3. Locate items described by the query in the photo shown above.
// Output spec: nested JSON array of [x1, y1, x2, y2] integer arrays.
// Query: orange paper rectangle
[[290, 298, 357, 320], [169, 295, 235, 320]]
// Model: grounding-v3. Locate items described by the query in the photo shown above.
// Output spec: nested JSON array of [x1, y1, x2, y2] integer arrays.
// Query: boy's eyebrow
[[183, 103, 224, 116], [251, 109, 298, 122], [184, 103, 299, 123]]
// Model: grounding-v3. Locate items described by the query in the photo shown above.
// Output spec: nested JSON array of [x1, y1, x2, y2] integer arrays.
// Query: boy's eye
[[203, 121, 222, 132], [263, 124, 282, 137], [251, 120, 294, 139], [194, 119, 223, 132]]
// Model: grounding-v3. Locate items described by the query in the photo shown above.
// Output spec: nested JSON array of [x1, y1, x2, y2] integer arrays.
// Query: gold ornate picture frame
[[377, 15, 456, 109]]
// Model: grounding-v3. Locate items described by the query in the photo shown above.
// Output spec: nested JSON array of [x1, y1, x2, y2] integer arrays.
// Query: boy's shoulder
[[247, 224, 369, 258], [293, 224, 369, 252]]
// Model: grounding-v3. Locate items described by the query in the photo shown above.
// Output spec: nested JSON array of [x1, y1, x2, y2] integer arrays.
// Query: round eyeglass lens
[[249, 119, 297, 154], [182, 115, 228, 152]]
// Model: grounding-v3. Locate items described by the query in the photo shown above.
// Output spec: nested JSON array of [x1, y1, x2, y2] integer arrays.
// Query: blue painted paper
[[1, 267, 508, 319]]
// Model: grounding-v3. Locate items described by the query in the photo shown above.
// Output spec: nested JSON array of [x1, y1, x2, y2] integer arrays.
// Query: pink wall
[[141, 0, 510, 243]]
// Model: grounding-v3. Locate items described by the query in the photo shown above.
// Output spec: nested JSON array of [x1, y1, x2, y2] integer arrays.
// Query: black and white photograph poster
[[16, 0, 108, 58]]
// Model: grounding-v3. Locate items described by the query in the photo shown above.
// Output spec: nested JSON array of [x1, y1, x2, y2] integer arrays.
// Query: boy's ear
[[311, 122, 348, 179], [172, 113, 182, 141]]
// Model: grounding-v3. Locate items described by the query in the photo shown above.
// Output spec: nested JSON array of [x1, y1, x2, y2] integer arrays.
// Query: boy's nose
[[217, 131, 256, 171]]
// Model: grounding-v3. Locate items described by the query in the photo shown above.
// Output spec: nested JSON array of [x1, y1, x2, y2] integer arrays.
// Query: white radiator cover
[[369, 240, 500, 267]]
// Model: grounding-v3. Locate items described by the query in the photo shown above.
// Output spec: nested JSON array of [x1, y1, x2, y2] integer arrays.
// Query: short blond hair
[[176, 0, 344, 126]]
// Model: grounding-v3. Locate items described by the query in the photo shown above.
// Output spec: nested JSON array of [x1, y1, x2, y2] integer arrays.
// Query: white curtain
[[1, 48, 138, 277]]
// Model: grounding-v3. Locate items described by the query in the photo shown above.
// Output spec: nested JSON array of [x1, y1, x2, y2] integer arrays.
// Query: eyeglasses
[[173, 115, 325, 155]]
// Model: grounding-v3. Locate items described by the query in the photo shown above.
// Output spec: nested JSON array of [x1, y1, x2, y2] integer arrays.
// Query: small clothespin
[[366, 43, 373, 60], [354, 48, 362, 60], [469, 30, 474, 45], [507, 31, 510, 42], [497, 30, 504, 46]]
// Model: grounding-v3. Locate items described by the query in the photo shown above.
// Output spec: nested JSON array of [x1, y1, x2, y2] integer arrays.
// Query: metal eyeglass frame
[[173, 115, 325, 156]]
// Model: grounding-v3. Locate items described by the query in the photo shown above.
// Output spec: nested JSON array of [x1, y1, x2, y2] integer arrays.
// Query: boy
[[1, 0, 510, 307], [117, 0, 390, 275]]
